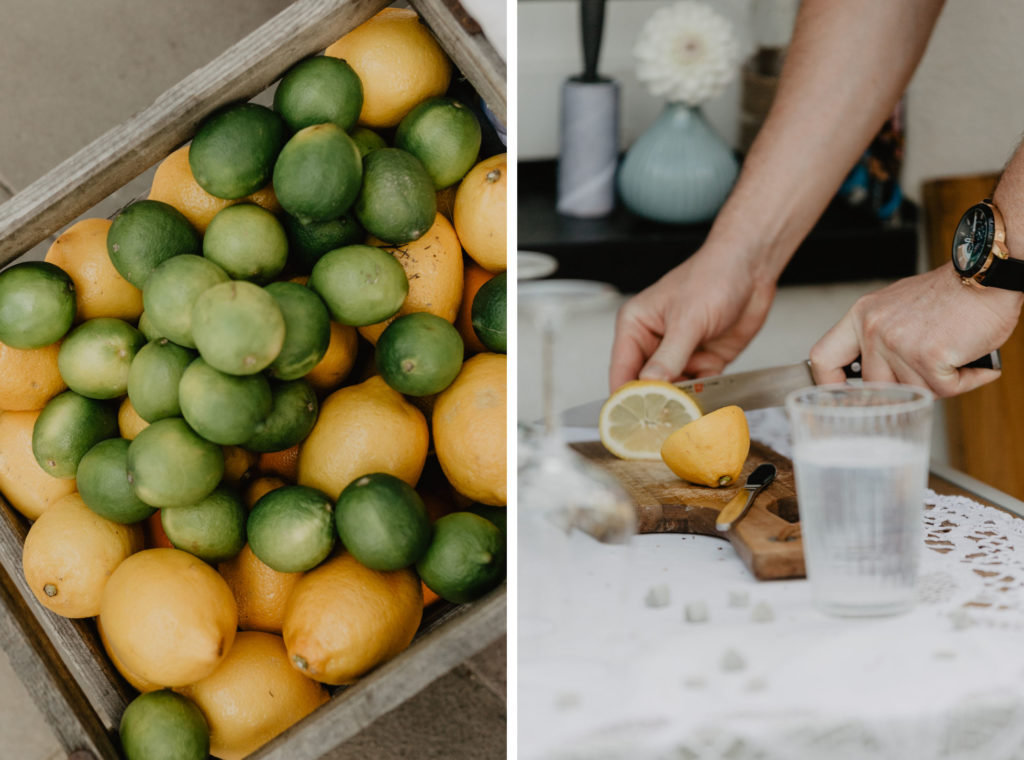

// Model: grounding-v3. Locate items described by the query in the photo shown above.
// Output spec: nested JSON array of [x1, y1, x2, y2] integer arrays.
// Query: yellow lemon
[[660, 405, 750, 488], [178, 631, 328, 760], [0, 339, 66, 412], [598, 380, 702, 461], [149, 145, 279, 233], [453, 153, 507, 273], [218, 544, 302, 634], [44, 218, 144, 322], [325, 8, 451, 129], [432, 353, 506, 506], [22, 493, 143, 618], [116, 396, 149, 441], [282, 552, 422, 685], [298, 375, 428, 499], [0, 410, 77, 520], [303, 320, 359, 394], [98, 618, 161, 693], [99, 548, 237, 687]]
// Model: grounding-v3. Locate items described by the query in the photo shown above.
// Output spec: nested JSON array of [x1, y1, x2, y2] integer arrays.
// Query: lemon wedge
[[598, 380, 702, 460], [661, 405, 750, 487]]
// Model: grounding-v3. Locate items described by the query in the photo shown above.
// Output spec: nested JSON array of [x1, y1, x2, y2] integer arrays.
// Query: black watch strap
[[980, 256, 1024, 290]]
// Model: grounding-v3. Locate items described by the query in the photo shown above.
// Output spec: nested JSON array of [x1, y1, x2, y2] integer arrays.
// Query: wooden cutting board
[[570, 440, 805, 580]]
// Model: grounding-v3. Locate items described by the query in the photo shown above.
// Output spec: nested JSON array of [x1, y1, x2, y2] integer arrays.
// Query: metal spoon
[[715, 463, 777, 532]]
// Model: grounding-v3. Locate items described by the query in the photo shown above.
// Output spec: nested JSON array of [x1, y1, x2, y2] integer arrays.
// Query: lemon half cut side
[[598, 380, 702, 460]]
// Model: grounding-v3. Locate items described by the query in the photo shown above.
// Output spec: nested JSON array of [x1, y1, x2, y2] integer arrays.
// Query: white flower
[[634, 1, 742, 106]]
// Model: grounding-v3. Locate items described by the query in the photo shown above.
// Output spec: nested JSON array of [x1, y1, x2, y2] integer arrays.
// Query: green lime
[[178, 357, 272, 446], [76, 438, 156, 524], [282, 212, 364, 274], [127, 340, 196, 422], [127, 417, 224, 508], [136, 311, 165, 342], [264, 282, 330, 380], [188, 102, 288, 199], [416, 512, 506, 604], [273, 55, 363, 132], [354, 148, 437, 244], [247, 485, 336, 572], [394, 97, 482, 189], [244, 378, 318, 453], [202, 204, 288, 283], [107, 200, 201, 288], [308, 244, 408, 326], [142, 254, 229, 349], [471, 271, 506, 353], [119, 689, 209, 760], [349, 126, 387, 157], [468, 503, 506, 536], [161, 485, 246, 562], [0, 261, 75, 349], [334, 472, 431, 571], [191, 281, 285, 375], [272, 123, 362, 223], [57, 318, 145, 399], [376, 313, 463, 396], [32, 391, 118, 479]]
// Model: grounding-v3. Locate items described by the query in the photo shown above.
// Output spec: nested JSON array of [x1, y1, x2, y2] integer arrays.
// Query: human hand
[[609, 247, 777, 390], [809, 263, 1022, 397]]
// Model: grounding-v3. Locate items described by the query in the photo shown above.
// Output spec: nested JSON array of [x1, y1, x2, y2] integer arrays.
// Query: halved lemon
[[598, 380, 702, 460]]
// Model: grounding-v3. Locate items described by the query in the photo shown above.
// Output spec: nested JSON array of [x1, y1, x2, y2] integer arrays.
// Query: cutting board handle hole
[[768, 496, 800, 524]]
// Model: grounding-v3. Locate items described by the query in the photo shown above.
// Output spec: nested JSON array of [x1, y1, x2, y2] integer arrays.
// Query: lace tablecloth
[[520, 410, 1024, 760]]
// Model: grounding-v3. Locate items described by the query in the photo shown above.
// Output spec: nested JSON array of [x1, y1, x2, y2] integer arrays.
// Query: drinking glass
[[786, 382, 933, 617]]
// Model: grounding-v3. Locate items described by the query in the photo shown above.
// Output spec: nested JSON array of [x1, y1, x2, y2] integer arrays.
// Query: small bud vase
[[617, 103, 739, 224]]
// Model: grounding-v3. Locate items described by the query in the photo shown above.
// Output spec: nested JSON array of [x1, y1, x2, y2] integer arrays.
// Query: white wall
[[518, 0, 753, 160], [902, 1, 1024, 203], [520, 0, 1024, 198]]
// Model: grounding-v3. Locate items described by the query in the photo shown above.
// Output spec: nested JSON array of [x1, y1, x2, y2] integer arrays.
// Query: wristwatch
[[952, 199, 1024, 289]]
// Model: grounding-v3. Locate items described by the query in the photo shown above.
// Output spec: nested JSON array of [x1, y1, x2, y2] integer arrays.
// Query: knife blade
[[560, 361, 815, 427], [559, 350, 1001, 428]]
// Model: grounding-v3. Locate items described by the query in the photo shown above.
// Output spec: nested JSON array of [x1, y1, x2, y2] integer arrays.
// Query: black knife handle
[[842, 349, 1002, 379], [581, 0, 606, 82]]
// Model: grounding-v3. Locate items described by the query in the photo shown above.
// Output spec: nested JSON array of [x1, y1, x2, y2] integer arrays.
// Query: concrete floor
[[0, 1, 506, 758]]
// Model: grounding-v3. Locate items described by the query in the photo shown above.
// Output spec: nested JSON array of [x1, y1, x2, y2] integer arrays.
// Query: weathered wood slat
[[0, 496, 134, 732], [0, 0, 391, 267], [0, 558, 120, 759], [251, 585, 506, 759], [411, 0, 507, 125]]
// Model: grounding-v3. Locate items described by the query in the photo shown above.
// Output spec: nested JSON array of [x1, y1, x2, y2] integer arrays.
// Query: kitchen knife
[[559, 350, 1001, 427]]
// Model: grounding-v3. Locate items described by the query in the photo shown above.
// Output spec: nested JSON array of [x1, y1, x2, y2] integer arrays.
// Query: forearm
[[993, 142, 1024, 265], [707, 0, 945, 278]]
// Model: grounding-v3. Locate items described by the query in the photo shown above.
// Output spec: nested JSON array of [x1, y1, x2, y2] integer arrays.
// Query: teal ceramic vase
[[617, 103, 739, 224]]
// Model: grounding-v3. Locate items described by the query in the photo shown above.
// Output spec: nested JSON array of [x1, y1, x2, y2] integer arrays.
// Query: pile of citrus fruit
[[0, 8, 506, 759]]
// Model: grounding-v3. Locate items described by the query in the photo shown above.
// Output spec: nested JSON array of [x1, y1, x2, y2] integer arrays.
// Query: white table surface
[[519, 412, 1024, 760]]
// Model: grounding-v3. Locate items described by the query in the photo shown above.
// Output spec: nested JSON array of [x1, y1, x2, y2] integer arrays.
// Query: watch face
[[952, 204, 995, 277]]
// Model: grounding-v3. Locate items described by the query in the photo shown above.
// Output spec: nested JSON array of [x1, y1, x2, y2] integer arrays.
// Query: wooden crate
[[0, 0, 506, 757]]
